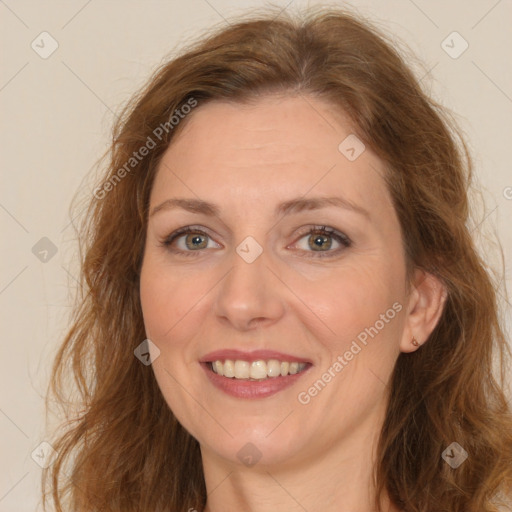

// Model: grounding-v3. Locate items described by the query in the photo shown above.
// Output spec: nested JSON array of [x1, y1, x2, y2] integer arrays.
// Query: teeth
[[234, 360, 249, 379], [213, 361, 224, 376], [210, 359, 307, 379], [250, 360, 267, 379], [267, 359, 281, 377], [223, 359, 235, 378]]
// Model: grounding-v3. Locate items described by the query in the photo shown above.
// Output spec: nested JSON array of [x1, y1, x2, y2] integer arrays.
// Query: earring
[[412, 336, 420, 347]]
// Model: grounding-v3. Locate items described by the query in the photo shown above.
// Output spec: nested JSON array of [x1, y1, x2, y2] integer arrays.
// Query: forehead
[[151, 95, 393, 220], [165, 94, 358, 167]]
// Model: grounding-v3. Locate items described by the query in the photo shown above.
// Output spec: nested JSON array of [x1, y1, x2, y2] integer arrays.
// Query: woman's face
[[140, 94, 411, 468]]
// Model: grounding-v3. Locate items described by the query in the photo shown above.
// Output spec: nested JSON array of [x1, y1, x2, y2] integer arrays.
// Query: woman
[[42, 6, 512, 512]]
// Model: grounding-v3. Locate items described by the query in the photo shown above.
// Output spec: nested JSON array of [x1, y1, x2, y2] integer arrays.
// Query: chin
[[195, 418, 310, 469]]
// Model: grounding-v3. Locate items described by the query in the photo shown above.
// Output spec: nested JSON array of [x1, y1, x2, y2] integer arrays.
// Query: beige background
[[1, 1, 511, 510]]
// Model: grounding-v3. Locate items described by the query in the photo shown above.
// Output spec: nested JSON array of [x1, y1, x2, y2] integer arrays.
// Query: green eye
[[162, 225, 351, 258], [293, 226, 351, 258]]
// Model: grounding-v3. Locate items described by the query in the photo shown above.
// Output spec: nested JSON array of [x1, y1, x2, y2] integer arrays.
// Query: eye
[[161, 226, 220, 257], [161, 225, 351, 258], [291, 225, 351, 258]]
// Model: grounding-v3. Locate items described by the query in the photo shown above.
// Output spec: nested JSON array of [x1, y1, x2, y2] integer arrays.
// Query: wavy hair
[[42, 5, 512, 512]]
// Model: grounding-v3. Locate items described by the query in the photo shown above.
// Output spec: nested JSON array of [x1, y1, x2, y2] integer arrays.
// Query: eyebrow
[[150, 195, 370, 220]]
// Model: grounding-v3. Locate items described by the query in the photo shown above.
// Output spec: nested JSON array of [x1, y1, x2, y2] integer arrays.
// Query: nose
[[212, 247, 286, 331]]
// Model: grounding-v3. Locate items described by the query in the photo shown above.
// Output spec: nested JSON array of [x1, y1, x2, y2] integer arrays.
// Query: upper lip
[[200, 349, 312, 364]]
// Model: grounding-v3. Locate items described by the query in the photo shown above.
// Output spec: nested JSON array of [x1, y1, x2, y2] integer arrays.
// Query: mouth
[[199, 350, 312, 399]]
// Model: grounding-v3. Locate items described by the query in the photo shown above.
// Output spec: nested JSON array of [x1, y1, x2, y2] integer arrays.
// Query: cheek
[[139, 257, 204, 426], [139, 256, 194, 341], [306, 259, 401, 348]]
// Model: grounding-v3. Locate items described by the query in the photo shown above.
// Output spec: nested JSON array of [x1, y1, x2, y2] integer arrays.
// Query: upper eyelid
[[151, 206, 363, 236]]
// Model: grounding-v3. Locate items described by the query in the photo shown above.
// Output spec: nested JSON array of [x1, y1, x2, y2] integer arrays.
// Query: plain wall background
[[1, 1, 511, 510]]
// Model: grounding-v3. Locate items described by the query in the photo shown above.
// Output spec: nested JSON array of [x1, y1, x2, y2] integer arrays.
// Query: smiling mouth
[[208, 359, 309, 380]]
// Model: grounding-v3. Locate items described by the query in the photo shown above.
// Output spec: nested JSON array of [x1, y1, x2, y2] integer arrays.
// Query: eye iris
[[310, 233, 332, 251], [186, 233, 207, 250]]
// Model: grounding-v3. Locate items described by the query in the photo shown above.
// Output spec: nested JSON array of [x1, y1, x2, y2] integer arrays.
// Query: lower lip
[[201, 363, 311, 399]]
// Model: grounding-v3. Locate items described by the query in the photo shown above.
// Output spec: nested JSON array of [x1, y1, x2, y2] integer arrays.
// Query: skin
[[139, 94, 447, 512]]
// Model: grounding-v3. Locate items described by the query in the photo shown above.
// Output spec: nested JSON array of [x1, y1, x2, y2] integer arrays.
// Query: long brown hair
[[42, 6, 512, 512]]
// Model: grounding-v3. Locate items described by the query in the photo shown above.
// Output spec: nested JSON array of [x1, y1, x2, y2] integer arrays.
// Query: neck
[[201, 406, 399, 512]]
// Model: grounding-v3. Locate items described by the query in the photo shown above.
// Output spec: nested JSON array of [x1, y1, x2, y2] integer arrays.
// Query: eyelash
[[160, 225, 351, 259]]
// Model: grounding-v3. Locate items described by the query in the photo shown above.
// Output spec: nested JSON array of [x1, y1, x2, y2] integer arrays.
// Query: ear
[[400, 269, 448, 353]]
